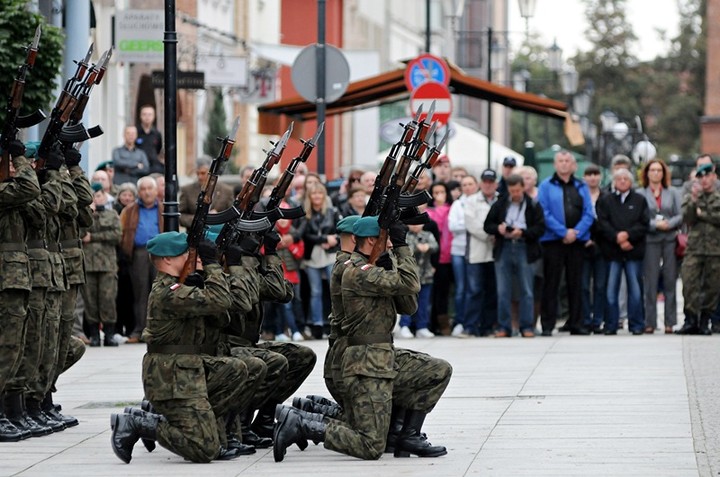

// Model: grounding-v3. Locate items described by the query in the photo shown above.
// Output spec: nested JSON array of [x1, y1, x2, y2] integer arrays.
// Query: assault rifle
[[214, 124, 294, 258], [0, 26, 45, 181], [36, 44, 94, 169]]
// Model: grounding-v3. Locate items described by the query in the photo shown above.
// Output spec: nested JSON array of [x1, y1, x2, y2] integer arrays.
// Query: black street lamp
[[517, 0, 537, 44]]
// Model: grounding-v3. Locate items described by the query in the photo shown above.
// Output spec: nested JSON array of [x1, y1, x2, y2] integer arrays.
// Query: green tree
[[0, 0, 64, 123], [203, 87, 228, 158]]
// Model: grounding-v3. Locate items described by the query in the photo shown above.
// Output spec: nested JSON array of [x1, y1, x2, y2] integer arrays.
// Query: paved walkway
[[1, 332, 717, 477]]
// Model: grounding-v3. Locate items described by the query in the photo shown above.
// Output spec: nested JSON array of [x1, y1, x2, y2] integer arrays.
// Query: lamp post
[[517, 0, 537, 44], [486, 28, 504, 169], [513, 68, 531, 143], [573, 80, 595, 162]]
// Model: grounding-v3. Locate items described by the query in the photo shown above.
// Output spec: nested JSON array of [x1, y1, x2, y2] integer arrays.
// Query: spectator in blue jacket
[[537, 150, 595, 336]]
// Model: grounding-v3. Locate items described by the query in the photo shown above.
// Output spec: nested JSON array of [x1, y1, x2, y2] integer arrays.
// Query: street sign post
[[410, 82, 452, 126]]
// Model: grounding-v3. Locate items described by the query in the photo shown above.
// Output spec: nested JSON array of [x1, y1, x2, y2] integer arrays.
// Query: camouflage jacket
[[405, 230, 438, 285], [0, 155, 41, 292], [683, 189, 720, 256], [328, 250, 352, 339], [141, 264, 233, 401], [81, 207, 121, 272], [58, 166, 92, 285], [46, 170, 70, 293], [340, 246, 420, 379], [24, 170, 63, 289]]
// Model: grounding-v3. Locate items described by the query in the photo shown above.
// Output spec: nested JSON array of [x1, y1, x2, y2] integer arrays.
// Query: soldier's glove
[[64, 148, 82, 167], [8, 140, 25, 158], [183, 272, 205, 289], [388, 222, 409, 248], [197, 239, 219, 266], [263, 229, 281, 256], [400, 207, 431, 226], [238, 234, 261, 256], [375, 251, 393, 271], [44, 148, 65, 171], [224, 244, 244, 267]]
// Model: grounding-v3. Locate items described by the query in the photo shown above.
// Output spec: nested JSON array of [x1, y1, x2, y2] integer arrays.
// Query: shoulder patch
[[344, 259, 352, 265], [361, 264, 373, 271]]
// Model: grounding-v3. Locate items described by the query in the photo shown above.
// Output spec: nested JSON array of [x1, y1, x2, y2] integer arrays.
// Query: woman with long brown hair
[[637, 159, 682, 333]]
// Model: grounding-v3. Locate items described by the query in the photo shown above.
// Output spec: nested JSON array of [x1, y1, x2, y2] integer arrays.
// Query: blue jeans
[[466, 261, 497, 335], [400, 283, 433, 330], [282, 283, 302, 334], [451, 254, 467, 327], [305, 264, 333, 326], [582, 254, 608, 328], [606, 260, 644, 332], [495, 242, 534, 334]]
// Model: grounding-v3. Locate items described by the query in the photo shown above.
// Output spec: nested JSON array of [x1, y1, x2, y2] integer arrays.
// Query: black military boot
[[0, 402, 23, 442], [292, 397, 343, 419], [393, 410, 447, 458], [305, 394, 338, 407], [384, 406, 406, 453], [110, 411, 162, 463], [103, 324, 119, 347], [273, 405, 326, 462], [251, 402, 277, 439], [676, 311, 699, 335], [124, 406, 156, 452], [42, 393, 78, 427], [26, 397, 65, 433], [89, 323, 101, 347], [239, 408, 272, 448], [698, 314, 712, 335], [4, 392, 51, 438]]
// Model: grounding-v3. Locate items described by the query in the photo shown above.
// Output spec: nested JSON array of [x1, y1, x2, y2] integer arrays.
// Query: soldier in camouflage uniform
[[275, 216, 451, 461], [679, 163, 720, 334], [221, 230, 316, 446], [2, 144, 64, 438], [111, 232, 251, 463], [0, 140, 40, 442], [80, 183, 122, 346]]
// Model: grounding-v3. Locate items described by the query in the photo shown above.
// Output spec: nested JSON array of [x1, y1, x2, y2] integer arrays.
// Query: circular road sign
[[292, 44, 350, 103], [404, 54, 450, 92], [410, 82, 453, 126]]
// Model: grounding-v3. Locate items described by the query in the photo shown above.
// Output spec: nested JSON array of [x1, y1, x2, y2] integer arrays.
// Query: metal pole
[[486, 27, 492, 169], [316, 0, 326, 179], [425, 0, 431, 52], [63, 0, 90, 172], [163, 0, 179, 232]]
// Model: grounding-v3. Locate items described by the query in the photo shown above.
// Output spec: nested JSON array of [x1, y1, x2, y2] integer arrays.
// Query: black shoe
[[89, 336, 101, 347], [558, 323, 571, 332], [569, 327, 591, 335], [217, 444, 255, 460], [242, 428, 273, 448], [224, 438, 256, 456], [711, 322, 720, 334], [0, 416, 23, 442], [251, 403, 277, 439], [124, 406, 156, 452], [110, 412, 160, 464], [541, 330, 553, 337], [273, 405, 326, 462], [393, 410, 447, 458], [631, 329, 644, 335], [604, 329, 618, 335], [591, 326, 604, 334], [44, 405, 78, 428]]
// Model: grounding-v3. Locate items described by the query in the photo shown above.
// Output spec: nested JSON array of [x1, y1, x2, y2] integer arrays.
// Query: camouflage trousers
[[28, 291, 62, 401], [80, 271, 118, 325], [325, 336, 346, 407], [227, 346, 277, 411], [255, 341, 316, 405], [0, 290, 29, 395], [62, 336, 86, 375], [5, 288, 47, 394], [152, 356, 248, 463], [324, 375, 392, 460], [53, 285, 80, 386], [681, 254, 720, 315], [393, 348, 453, 413]]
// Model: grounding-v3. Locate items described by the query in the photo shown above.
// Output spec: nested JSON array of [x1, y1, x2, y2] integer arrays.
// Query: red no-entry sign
[[410, 82, 452, 126]]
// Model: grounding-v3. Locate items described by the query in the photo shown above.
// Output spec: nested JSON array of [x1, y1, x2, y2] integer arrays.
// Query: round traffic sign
[[410, 82, 452, 126], [404, 54, 450, 92], [291, 44, 350, 103]]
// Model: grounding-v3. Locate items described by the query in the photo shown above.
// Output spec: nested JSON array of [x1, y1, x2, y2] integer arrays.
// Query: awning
[[258, 64, 568, 135]]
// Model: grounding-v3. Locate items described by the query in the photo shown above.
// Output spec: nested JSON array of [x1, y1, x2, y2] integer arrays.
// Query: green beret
[[147, 231, 189, 257], [95, 161, 114, 171], [91, 182, 103, 193], [352, 216, 381, 238], [23, 141, 41, 159], [337, 215, 360, 234], [204, 224, 223, 243], [696, 163, 715, 177]]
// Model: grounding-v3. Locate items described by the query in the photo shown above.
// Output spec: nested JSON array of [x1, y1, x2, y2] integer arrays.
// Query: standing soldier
[[678, 163, 720, 334], [0, 140, 41, 442], [111, 232, 250, 463], [80, 183, 122, 346]]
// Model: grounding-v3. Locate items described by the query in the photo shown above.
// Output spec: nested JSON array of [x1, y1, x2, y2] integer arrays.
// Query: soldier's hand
[[183, 272, 205, 288], [44, 147, 65, 171], [197, 240, 219, 266], [8, 140, 25, 158], [263, 229, 281, 255], [64, 148, 81, 167], [224, 245, 244, 266], [375, 251, 393, 271], [238, 234, 261, 256], [389, 222, 408, 248]]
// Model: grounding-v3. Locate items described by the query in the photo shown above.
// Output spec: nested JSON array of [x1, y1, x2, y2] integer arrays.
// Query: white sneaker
[[416, 328, 435, 339], [451, 324, 464, 337], [292, 331, 305, 341], [275, 333, 291, 342], [399, 326, 414, 339], [113, 333, 128, 344]]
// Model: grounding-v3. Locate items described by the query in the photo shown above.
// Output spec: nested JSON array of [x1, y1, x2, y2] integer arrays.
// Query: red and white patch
[[170, 283, 181, 291], [361, 264, 373, 271]]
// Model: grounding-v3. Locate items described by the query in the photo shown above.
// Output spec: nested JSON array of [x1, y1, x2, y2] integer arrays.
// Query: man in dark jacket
[[484, 174, 545, 337], [596, 168, 649, 335]]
